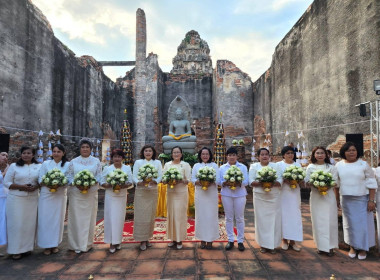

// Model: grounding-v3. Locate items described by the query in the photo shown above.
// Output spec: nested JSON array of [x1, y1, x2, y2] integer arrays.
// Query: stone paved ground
[[0, 192, 379, 280]]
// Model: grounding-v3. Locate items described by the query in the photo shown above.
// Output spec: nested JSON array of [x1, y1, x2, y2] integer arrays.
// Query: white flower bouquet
[[196, 166, 216, 190], [41, 168, 68, 192], [309, 170, 335, 195], [137, 163, 158, 187], [223, 165, 243, 190], [282, 165, 306, 189], [106, 169, 128, 193], [162, 167, 183, 189], [256, 166, 277, 192], [74, 169, 97, 194]]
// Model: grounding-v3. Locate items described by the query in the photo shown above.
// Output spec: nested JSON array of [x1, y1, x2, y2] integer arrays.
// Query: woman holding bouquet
[[37, 144, 69, 255], [132, 145, 162, 251], [163, 146, 191, 249], [67, 139, 102, 254], [335, 142, 377, 260], [191, 147, 219, 249], [4, 146, 40, 260], [101, 149, 132, 253], [219, 147, 248, 251], [305, 146, 338, 256], [249, 148, 282, 253], [276, 146, 303, 252]]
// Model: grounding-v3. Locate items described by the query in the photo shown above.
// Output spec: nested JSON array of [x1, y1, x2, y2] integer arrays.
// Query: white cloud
[[32, 0, 135, 45], [234, 0, 307, 14], [272, 0, 303, 11], [208, 34, 277, 81]]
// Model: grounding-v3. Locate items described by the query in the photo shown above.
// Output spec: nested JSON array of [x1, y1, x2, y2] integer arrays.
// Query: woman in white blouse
[[372, 162, 380, 253], [219, 147, 249, 252], [0, 152, 8, 255], [249, 148, 282, 254], [305, 146, 338, 256], [4, 147, 41, 260], [164, 146, 191, 250], [132, 145, 162, 251], [276, 146, 303, 252], [101, 149, 132, 253], [37, 144, 69, 255], [335, 142, 377, 260], [67, 139, 102, 254], [191, 147, 219, 250]]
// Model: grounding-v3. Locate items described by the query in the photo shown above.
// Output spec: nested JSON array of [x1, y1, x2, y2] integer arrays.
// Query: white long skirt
[[67, 187, 98, 252], [133, 186, 158, 241], [6, 193, 38, 254], [310, 187, 338, 252], [254, 192, 282, 250], [195, 184, 219, 242], [166, 183, 188, 241], [342, 195, 375, 251], [0, 197, 7, 245], [37, 186, 67, 248], [104, 188, 127, 244], [280, 184, 303, 241]]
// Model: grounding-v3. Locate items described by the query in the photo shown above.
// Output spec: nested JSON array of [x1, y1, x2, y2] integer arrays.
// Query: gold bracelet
[[368, 200, 375, 203]]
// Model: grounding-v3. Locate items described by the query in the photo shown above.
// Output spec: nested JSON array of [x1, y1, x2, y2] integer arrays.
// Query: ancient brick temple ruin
[[0, 0, 380, 163]]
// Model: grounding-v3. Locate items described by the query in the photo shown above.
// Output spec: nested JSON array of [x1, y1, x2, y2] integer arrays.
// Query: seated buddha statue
[[162, 108, 197, 153]]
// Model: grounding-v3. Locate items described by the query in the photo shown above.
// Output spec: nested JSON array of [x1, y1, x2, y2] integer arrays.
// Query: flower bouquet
[[256, 166, 277, 192], [196, 166, 216, 190], [137, 164, 158, 187], [223, 165, 243, 190], [309, 170, 335, 195], [106, 169, 128, 193], [282, 165, 306, 189], [74, 170, 97, 194], [162, 167, 183, 189], [41, 168, 68, 192]]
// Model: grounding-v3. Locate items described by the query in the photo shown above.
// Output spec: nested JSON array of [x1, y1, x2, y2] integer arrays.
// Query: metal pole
[[377, 100, 380, 167], [370, 103, 373, 167]]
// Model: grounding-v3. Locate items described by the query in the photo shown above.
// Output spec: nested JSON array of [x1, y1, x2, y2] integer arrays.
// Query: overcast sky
[[32, 0, 313, 82]]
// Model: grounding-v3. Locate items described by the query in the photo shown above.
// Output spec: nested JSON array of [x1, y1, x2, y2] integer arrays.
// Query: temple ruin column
[[134, 8, 147, 156]]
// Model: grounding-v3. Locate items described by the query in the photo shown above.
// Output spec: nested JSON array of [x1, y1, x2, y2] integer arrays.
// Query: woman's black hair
[[111, 149, 125, 159], [339, 141, 359, 160], [281, 146, 295, 161], [139, 145, 157, 160], [226, 147, 238, 155], [256, 148, 269, 157], [79, 138, 93, 149], [16, 146, 38, 166], [171, 146, 184, 161], [310, 146, 331, 164], [53, 144, 68, 167], [197, 147, 213, 163]]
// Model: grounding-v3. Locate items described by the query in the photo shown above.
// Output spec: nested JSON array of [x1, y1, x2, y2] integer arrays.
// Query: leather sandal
[[259, 247, 267, 253], [43, 249, 52, 256], [12, 254, 22, 260], [200, 241, 206, 249], [206, 242, 212, 249]]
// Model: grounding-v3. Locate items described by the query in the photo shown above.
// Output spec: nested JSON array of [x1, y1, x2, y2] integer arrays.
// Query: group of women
[[0, 139, 379, 261], [250, 142, 379, 260]]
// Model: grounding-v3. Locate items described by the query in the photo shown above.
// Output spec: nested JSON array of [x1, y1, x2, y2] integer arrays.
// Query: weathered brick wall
[[162, 74, 213, 151], [0, 0, 125, 160], [133, 8, 147, 156], [253, 0, 380, 155], [213, 60, 254, 154]]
